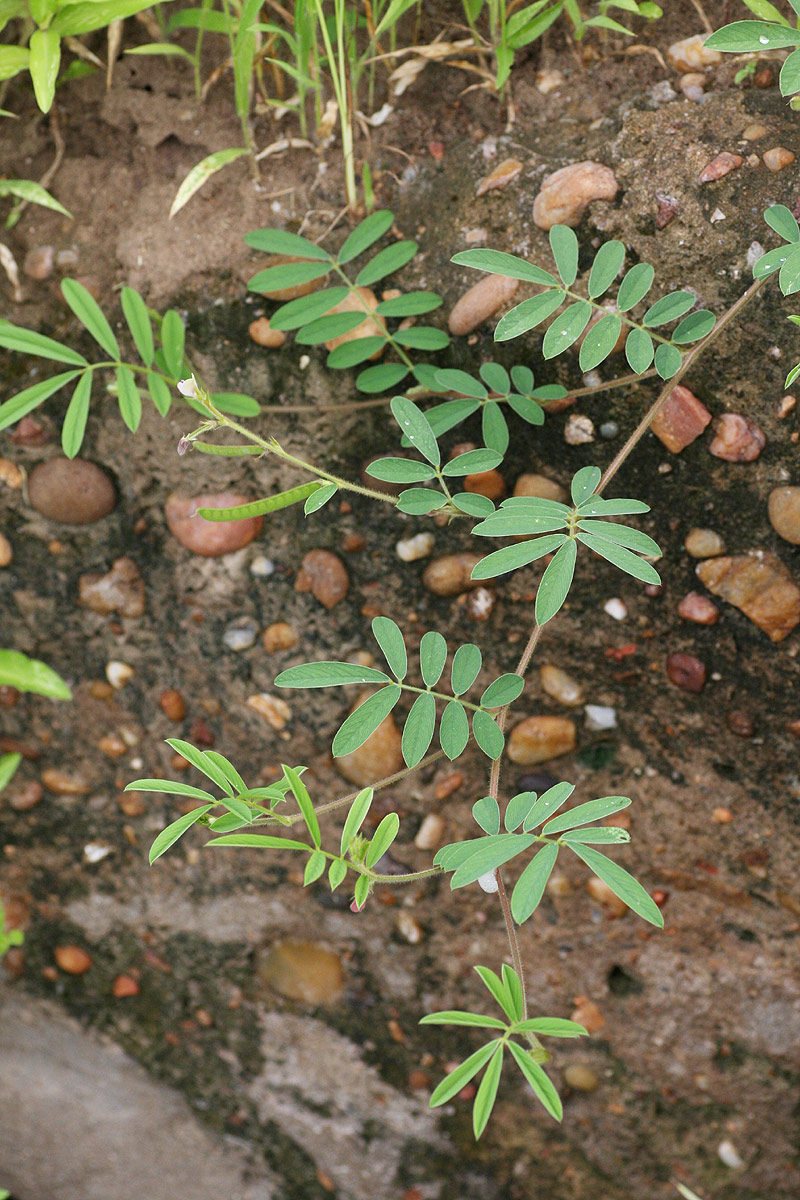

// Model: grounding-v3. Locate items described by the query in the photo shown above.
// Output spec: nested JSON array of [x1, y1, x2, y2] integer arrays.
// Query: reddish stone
[[666, 652, 706, 693], [678, 591, 719, 625], [698, 153, 743, 183], [709, 413, 766, 462], [697, 552, 800, 642], [651, 386, 711, 453]]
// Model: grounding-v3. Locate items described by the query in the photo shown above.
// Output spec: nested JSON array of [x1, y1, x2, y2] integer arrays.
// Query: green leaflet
[[419, 630, 447, 687], [402, 691, 436, 767], [568, 842, 664, 926], [332, 686, 402, 757], [451, 643, 482, 695], [535, 538, 578, 625], [372, 616, 407, 679], [439, 699, 470, 759], [511, 842, 559, 923]]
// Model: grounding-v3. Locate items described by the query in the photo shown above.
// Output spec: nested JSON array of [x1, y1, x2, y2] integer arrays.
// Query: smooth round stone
[[257, 941, 343, 1004], [768, 486, 800, 544], [513, 474, 567, 503], [222, 617, 259, 651], [28, 458, 115, 525], [563, 1064, 599, 1093], [540, 665, 583, 707], [507, 716, 576, 765], [685, 527, 725, 559], [165, 492, 262, 556]]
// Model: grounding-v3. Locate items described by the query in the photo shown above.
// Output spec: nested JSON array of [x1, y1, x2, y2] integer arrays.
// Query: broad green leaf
[[451, 248, 559, 287], [588, 241, 625, 299], [424, 398, 481, 438], [61, 371, 91, 457], [779, 245, 800, 295], [165, 738, 233, 794], [270, 286, 348, 330], [355, 240, 418, 287], [579, 313, 622, 371], [752, 244, 796, 280], [429, 1040, 501, 1107], [703, 19, 800, 52], [507, 393, 546, 424], [764, 203, 800, 243], [439, 699, 470, 759], [353, 874, 370, 907], [304, 482, 337, 515], [53, 0, 169, 37], [371, 617, 407, 680], [471, 534, 568, 581], [0, 320, 87, 366], [643, 291, 696, 327], [394, 327, 449, 351], [203, 751, 248, 795], [304, 849, 326, 884], [29, 28, 59, 113], [420, 630, 447, 687], [0, 46, 29, 84], [126, 779, 216, 800], [357, 362, 411, 392], [284, 764, 320, 847], [159, 309, 185, 378], [452, 492, 496, 517], [365, 811, 400, 867], [561, 827, 630, 844], [473, 1046, 503, 1139], [243, 228, 329, 260], [578, 532, 661, 584], [169, 148, 249, 219], [390, 396, 440, 466], [0, 179, 70, 217], [148, 372, 172, 416], [472, 711, 504, 760], [326, 336, 386, 369], [148, 804, 214, 864], [332, 686, 402, 757], [340, 787, 373, 855], [442, 448, 502, 477], [249, 259, 330, 294], [451, 643, 482, 695], [124, 42, 195, 61], [535, 538, 578, 625], [402, 691, 436, 767], [780, 47, 800, 95], [571, 465, 601, 506], [275, 662, 392, 688], [450, 834, 535, 888], [207, 833, 311, 850], [0, 752, 21, 793], [482, 402, 509, 455], [625, 327, 654, 373], [672, 310, 715, 344], [507, 1042, 563, 1121], [543, 794, 631, 835], [121, 287, 154, 366], [511, 842, 559, 922], [494, 290, 564, 341], [739, 0, 789, 22], [616, 262, 654, 311], [479, 361, 510, 393], [514, 1018, 587, 1037], [654, 343, 683, 379], [473, 795, 501, 835], [396, 488, 447, 515], [501, 965, 524, 1022], [474, 964, 516, 1020], [510, 364, 534, 392], [549, 225, 579, 287], [204, 392, 260, 417], [376, 291, 442, 317], [568, 843, 664, 926], [196, 483, 322, 521], [434, 840, 487, 872], [116, 365, 141, 433], [419, 1010, 507, 1029], [576, 519, 661, 556], [61, 278, 118, 358], [0, 649, 71, 699], [328, 857, 348, 890], [296, 311, 367, 345], [542, 301, 592, 359], [480, 674, 524, 708], [337, 210, 394, 264], [365, 457, 436, 483], [433, 368, 488, 399], [522, 782, 575, 830], [577, 496, 649, 516], [504, 791, 538, 832]]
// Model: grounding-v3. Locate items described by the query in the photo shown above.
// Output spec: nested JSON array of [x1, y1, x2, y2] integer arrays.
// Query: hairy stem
[[496, 868, 527, 1020]]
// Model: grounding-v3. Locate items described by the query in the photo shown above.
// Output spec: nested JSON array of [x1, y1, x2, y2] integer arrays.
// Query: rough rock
[[507, 715, 576, 764], [697, 552, 800, 642], [768, 486, 800, 544], [295, 549, 349, 609], [54, 945, 92, 974], [678, 591, 719, 625], [709, 413, 766, 462], [159, 689, 186, 721], [763, 147, 795, 172], [324, 287, 386, 357], [396, 532, 435, 562], [165, 493, 262, 556], [564, 414, 595, 444], [336, 693, 403, 785], [256, 941, 343, 1004], [448, 274, 519, 336], [422, 554, 484, 596], [78, 557, 146, 618], [476, 158, 523, 196], [533, 161, 618, 230], [262, 622, 298, 652], [650, 385, 711, 453], [698, 153, 743, 184], [28, 458, 116, 525], [667, 35, 722, 72]]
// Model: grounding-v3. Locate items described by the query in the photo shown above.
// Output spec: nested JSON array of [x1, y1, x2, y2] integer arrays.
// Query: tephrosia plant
[[3, 201, 794, 1135]]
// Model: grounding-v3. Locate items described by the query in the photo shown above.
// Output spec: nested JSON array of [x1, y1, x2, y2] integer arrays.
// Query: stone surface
[[709, 413, 766, 462], [54, 945, 92, 974], [697, 553, 800, 642], [667, 35, 722, 72], [396, 532, 435, 562], [336, 693, 403, 785], [763, 147, 795, 172], [540, 665, 583, 707], [586, 876, 629, 917], [678, 591, 719, 625], [768, 486, 800, 544], [159, 689, 186, 721], [464, 468, 506, 501], [78, 557, 146, 618], [666, 652, 706, 693], [248, 317, 286, 348], [651, 386, 711, 453], [165, 493, 262, 556], [476, 158, 523, 196], [507, 716, 576, 764], [295, 549, 349, 609], [563, 1063, 600, 1093], [698, 153, 743, 184], [256, 941, 343, 1004], [422, 554, 484, 596], [28, 458, 116, 525], [448, 274, 519, 336], [513, 473, 567, 503], [414, 814, 446, 851], [685, 527, 725, 558], [564, 414, 595, 445], [262, 621, 298, 652], [0, 532, 11, 566], [533, 161, 618, 229]]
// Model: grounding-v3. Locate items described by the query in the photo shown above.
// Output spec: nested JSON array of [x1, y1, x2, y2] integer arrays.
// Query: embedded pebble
[[263, 622, 298, 652], [448, 274, 519, 336], [678, 591, 719, 625], [112, 974, 140, 998], [98, 734, 127, 758], [680, 72, 706, 100], [571, 995, 605, 1033], [513, 474, 567, 503], [422, 554, 484, 596], [584, 705, 617, 731], [464, 469, 506, 501], [768, 487, 800, 544], [533, 161, 619, 230], [295, 549, 349, 609], [540, 665, 583, 707], [28, 458, 115, 525], [685, 527, 725, 558], [698, 153, 742, 183], [587, 875, 628, 916], [41, 768, 89, 795], [564, 414, 594, 445], [396, 532, 435, 562], [712, 807, 733, 824], [257, 941, 343, 1004], [84, 842, 112, 863], [604, 598, 627, 621], [778, 394, 796, 418], [563, 1064, 599, 1093], [106, 661, 134, 689], [466, 586, 495, 621], [0, 534, 11, 567], [23, 244, 55, 280], [159, 689, 187, 721], [709, 413, 765, 462], [651, 385, 711, 453], [547, 872, 573, 897], [54, 945, 92, 974], [165, 492, 262, 556], [476, 157, 523, 196], [667, 35, 722, 72], [222, 617, 259, 651], [0, 458, 24, 488], [396, 912, 424, 944], [8, 780, 42, 811], [324, 286, 386, 357], [415, 813, 446, 851], [697, 552, 800, 641], [727, 710, 754, 738], [255, 254, 329, 301], [666, 652, 706, 693], [536, 68, 563, 94], [248, 317, 286, 348], [599, 421, 618, 440], [507, 716, 576, 765], [246, 693, 291, 730], [742, 123, 768, 141], [763, 147, 795, 172], [655, 192, 679, 229], [78, 557, 145, 618], [336, 693, 403, 785], [718, 1140, 744, 1170]]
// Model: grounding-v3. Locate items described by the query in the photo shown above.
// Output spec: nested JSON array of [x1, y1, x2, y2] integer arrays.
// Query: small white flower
[[477, 870, 499, 894], [177, 376, 199, 399]]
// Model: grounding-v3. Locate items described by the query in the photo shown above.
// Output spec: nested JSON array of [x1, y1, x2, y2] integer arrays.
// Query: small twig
[[689, 0, 714, 36]]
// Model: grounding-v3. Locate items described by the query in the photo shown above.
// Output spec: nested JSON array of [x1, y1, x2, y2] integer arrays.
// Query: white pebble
[[710, 208, 725, 223], [106, 660, 134, 689], [582, 370, 602, 388], [564, 414, 595, 445], [584, 704, 617, 731], [250, 555, 275, 577], [84, 842, 113, 863], [718, 1140, 744, 1170], [299, 354, 310, 369], [478, 870, 499, 894], [746, 241, 764, 268], [396, 532, 435, 562], [604, 598, 627, 621]]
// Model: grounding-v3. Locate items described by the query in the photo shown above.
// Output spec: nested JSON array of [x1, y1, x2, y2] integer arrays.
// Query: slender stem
[[282, 749, 445, 826], [496, 868, 527, 1019]]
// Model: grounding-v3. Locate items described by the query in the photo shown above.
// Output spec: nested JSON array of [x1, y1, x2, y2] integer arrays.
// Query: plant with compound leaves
[[705, 1, 800, 107]]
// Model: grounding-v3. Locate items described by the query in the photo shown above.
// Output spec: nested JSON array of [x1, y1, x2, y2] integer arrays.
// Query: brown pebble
[[712, 807, 733, 824], [513, 474, 567, 503], [408, 1069, 431, 1091], [533, 161, 619, 230], [23, 245, 55, 280], [0, 533, 11, 567], [159, 688, 187, 721], [697, 552, 800, 642], [165, 492, 262, 557], [41, 768, 90, 795], [763, 146, 795, 172], [257, 940, 344, 1004], [571, 995, 605, 1033], [540, 664, 583, 706], [651, 386, 711, 453], [248, 317, 286, 348], [434, 771, 463, 800], [448, 274, 519, 336], [98, 735, 127, 758], [112, 973, 140, 998], [324, 286, 386, 357], [341, 533, 366, 553], [414, 813, 446, 851], [678, 592, 719, 625], [742, 123, 768, 141], [507, 715, 576, 765], [10, 416, 48, 446], [396, 911, 424, 944], [563, 1063, 599, 1092], [698, 153, 743, 184], [476, 157, 523, 196], [709, 413, 765, 462], [726, 710, 754, 737], [295, 549, 349, 609], [546, 872, 573, 897], [262, 622, 298, 653], [0, 459, 24, 489], [55, 945, 92, 974], [768, 486, 800, 545], [0, 686, 19, 708], [666, 652, 706, 693], [587, 875, 628, 917], [118, 793, 147, 818], [28, 458, 115, 525], [3, 946, 25, 978], [778, 394, 796, 418], [422, 554, 484, 597], [246, 693, 291, 729], [78, 556, 146, 618], [464, 469, 506, 501], [89, 680, 114, 700], [655, 192, 679, 229], [685, 528, 725, 558], [253, 254, 329, 301], [753, 65, 773, 88], [667, 35, 721, 72]]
